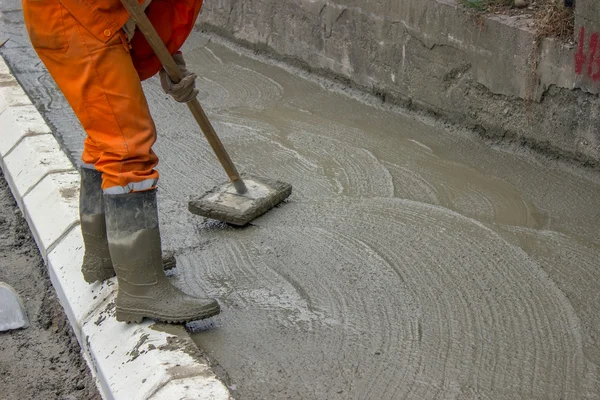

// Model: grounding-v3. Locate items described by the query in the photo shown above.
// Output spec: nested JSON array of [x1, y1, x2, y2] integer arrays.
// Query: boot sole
[[115, 304, 221, 324]]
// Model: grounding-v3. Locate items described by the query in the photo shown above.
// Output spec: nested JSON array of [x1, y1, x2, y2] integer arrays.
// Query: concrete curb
[[0, 57, 231, 400]]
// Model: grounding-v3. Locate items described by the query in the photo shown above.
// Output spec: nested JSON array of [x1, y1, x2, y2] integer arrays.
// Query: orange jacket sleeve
[[129, 0, 203, 80]]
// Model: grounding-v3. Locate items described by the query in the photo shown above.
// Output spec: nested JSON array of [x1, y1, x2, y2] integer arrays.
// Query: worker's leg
[[23, 1, 220, 323], [23, 0, 159, 193]]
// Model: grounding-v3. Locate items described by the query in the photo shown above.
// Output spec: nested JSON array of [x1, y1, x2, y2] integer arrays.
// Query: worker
[[22, 0, 220, 324]]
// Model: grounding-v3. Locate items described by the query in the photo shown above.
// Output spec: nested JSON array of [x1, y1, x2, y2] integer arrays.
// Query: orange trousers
[[23, 0, 159, 192]]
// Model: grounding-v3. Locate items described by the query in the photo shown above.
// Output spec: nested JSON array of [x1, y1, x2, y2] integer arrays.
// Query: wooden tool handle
[[119, 0, 247, 194]]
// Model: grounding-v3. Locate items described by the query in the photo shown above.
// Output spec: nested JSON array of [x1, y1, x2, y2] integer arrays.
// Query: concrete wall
[[198, 0, 600, 166], [574, 0, 600, 96], [576, 0, 600, 33]]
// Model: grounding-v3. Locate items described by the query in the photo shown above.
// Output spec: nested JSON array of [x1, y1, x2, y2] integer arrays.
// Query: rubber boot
[[104, 189, 220, 323], [80, 167, 115, 283], [79, 168, 176, 284]]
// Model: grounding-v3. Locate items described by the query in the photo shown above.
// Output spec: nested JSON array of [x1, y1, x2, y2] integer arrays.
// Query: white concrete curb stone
[[0, 56, 231, 400], [4, 134, 75, 195]]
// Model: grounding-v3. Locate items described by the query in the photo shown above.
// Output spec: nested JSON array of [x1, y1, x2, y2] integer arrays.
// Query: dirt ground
[[460, 0, 575, 41], [0, 170, 100, 400], [462, 0, 556, 15]]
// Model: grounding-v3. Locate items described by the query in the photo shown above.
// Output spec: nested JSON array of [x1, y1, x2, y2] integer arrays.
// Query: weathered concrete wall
[[575, 0, 600, 33], [198, 0, 600, 166], [574, 0, 600, 94]]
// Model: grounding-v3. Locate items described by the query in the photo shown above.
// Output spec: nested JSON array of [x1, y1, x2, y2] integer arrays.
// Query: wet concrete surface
[[2, 2, 600, 398]]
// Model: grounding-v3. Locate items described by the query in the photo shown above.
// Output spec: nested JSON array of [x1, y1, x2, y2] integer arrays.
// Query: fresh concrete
[[198, 0, 600, 166]]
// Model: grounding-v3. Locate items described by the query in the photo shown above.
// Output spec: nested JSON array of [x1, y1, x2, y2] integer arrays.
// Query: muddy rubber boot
[[104, 189, 220, 324], [80, 168, 115, 283], [79, 168, 176, 283]]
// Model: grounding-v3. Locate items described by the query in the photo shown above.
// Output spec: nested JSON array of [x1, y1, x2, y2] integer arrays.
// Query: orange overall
[[22, 0, 203, 192]]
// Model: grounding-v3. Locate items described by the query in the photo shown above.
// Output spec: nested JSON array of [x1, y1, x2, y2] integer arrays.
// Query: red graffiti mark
[[575, 26, 600, 82], [593, 38, 600, 80], [576, 26, 587, 75], [587, 33, 598, 76]]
